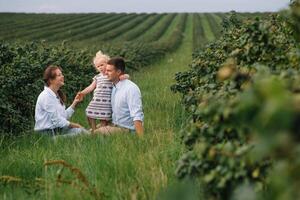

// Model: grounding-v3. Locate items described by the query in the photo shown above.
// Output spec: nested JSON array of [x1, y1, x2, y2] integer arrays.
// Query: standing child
[[79, 51, 128, 133]]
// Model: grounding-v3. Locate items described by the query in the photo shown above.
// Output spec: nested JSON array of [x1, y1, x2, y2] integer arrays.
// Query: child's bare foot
[[89, 128, 96, 135]]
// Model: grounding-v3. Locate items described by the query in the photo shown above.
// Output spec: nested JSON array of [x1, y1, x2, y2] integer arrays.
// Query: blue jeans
[[38, 127, 90, 137]]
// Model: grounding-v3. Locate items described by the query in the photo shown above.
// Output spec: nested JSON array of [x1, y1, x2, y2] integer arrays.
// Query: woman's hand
[[71, 92, 84, 109], [69, 122, 82, 128], [76, 92, 85, 101]]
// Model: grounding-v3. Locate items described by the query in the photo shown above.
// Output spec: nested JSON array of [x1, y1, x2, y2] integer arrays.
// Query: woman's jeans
[[38, 127, 90, 137]]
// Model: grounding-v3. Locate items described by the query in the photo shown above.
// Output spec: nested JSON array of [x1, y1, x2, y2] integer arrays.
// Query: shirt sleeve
[[93, 75, 97, 82], [66, 106, 75, 119], [43, 97, 70, 128], [127, 86, 144, 122]]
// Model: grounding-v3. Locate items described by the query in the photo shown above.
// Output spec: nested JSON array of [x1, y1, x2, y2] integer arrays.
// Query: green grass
[[0, 14, 193, 200]]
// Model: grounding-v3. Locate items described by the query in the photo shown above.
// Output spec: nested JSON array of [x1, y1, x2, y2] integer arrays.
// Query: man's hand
[[134, 120, 144, 136]]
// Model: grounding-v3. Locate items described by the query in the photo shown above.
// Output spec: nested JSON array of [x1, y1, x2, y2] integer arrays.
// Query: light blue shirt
[[34, 86, 74, 131], [111, 79, 144, 130]]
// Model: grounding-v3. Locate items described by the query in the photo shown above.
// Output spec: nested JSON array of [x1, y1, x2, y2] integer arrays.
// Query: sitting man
[[94, 57, 144, 136]]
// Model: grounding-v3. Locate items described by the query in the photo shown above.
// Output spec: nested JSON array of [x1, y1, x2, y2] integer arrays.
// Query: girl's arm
[[80, 80, 96, 96], [119, 74, 130, 80]]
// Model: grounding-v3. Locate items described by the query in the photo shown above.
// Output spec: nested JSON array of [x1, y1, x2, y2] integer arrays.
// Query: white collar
[[44, 86, 58, 98], [114, 79, 126, 89]]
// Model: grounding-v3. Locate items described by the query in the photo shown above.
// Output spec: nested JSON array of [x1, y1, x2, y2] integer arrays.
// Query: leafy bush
[[171, 6, 300, 199], [0, 41, 94, 134]]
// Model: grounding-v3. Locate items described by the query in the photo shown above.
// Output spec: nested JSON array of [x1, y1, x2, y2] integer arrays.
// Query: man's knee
[[94, 126, 113, 135], [94, 126, 128, 135]]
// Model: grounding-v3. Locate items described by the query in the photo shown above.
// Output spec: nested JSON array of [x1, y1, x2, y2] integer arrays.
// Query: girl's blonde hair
[[93, 50, 110, 65]]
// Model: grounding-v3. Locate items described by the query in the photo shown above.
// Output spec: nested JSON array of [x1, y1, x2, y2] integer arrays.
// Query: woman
[[34, 65, 88, 136]]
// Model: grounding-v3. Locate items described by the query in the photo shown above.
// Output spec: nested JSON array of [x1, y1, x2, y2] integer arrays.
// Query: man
[[95, 57, 144, 136]]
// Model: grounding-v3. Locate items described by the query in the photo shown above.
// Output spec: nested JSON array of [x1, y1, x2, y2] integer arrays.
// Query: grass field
[[0, 11, 273, 199], [0, 13, 194, 200]]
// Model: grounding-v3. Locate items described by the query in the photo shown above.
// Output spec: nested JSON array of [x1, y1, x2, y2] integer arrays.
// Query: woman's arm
[[44, 97, 71, 128], [69, 122, 82, 128], [69, 92, 83, 110], [66, 92, 84, 119]]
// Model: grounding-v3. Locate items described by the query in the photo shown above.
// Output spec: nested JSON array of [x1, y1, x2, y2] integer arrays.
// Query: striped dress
[[86, 74, 113, 120]]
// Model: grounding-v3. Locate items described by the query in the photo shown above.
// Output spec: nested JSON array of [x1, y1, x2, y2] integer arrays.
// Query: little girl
[[79, 51, 128, 133]]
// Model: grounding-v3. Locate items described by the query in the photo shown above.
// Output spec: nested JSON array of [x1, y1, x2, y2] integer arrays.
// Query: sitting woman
[[34, 65, 88, 136]]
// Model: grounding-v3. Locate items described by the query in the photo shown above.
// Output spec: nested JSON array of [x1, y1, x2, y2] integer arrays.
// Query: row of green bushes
[[0, 41, 94, 134], [171, 3, 300, 199]]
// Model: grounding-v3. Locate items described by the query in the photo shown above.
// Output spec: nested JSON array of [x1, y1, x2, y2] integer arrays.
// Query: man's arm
[[127, 86, 144, 136]]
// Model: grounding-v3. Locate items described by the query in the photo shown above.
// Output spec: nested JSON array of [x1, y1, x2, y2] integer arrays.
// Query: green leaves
[[0, 41, 94, 134], [172, 7, 300, 199]]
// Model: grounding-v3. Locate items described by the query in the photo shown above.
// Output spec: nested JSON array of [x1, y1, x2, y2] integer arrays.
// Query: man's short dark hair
[[107, 57, 125, 72]]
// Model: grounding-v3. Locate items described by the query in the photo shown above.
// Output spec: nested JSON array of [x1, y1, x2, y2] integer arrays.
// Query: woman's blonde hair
[[93, 50, 110, 65]]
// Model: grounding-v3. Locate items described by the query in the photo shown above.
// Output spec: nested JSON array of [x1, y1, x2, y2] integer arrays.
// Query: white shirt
[[34, 86, 74, 131], [111, 79, 144, 130]]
